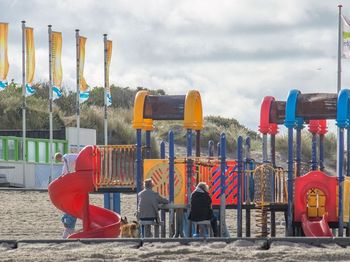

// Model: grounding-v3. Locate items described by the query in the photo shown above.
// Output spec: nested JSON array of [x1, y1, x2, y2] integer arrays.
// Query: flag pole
[[338, 4, 343, 93], [76, 29, 80, 152], [337, 4, 344, 237], [104, 34, 108, 146], [48, 25, 53, 184], [21, 20, 26, 187]]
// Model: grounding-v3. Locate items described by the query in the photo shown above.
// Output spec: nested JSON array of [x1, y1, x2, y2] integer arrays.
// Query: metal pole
[[103, 34, 108, 146], [76, 29, 80, 152], [21, 21, 26, 187], [337, 4, 343, 94], [48, 25, 53, 184]]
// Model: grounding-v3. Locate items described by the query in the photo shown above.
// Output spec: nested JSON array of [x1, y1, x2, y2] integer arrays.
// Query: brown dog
[[120, 216, 140, 238]]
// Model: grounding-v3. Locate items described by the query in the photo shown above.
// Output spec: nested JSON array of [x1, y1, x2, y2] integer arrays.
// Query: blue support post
[[348, 129, 350, 177], [160, 140, 166, 159], [208, 140, 214, 157], [136, 129, 143, 205], [347, 128, 350, 236], [168, 130, 175, 237], [145, 130, 151, 159], [335, 89, 350, 237], [237, 136, 243, 237], [104, 192, 121, 214], [104, 193, 110, 209], [262, 134, 268, 163], [186, 129, 193, 237], [287, 127, 294, 236], [186, 129, 193, 203], [319, 134, 325, 171], [169, 131, 175, 203], [244, 137, 251, 203], [338, 127, 345, 236], [295, 125, 302, 177], [220, 133, 227, 237], [311, 133, 318, 171], [284, 89, 300, 236], [160, 139, 166, 236]]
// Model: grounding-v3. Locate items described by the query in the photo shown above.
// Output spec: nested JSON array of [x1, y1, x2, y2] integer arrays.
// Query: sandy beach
[[1, 190, 350, 262]]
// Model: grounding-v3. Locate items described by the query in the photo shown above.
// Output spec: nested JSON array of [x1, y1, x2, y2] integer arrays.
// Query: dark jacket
[[188, 188, 213, 221]]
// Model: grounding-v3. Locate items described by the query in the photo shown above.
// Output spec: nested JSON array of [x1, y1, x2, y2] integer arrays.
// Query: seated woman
[[188, 182, 218, 237]]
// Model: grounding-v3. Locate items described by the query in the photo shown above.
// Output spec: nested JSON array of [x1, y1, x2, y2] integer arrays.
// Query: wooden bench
[[139, 220, 165, 238]]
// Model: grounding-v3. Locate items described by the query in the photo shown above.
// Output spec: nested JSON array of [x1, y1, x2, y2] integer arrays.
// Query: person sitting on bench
[[188, 182, 218, 237], [137, 179, 169, 237]]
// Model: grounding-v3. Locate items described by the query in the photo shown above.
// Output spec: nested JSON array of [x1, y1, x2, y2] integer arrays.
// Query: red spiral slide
[[48, 146, 121, 238]]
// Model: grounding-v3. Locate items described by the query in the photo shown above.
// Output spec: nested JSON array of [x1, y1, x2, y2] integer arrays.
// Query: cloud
[[0, 0, 348, 132]]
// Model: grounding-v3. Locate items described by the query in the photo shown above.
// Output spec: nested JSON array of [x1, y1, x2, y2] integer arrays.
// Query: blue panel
[[336, 89, 350, 128], [284, 89, 301, 128]]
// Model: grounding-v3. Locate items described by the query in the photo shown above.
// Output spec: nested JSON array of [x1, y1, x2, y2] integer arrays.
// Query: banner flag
[[52, 31, 63, 100], [0, 23, 9, 90], [79, 36, 89, 103], [106, 40, 112, 106], [25, 27, 36, 96], [342, 14, 350, 58]]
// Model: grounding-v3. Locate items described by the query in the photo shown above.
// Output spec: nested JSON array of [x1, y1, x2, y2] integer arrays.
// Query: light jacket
[[137, 188, 169, 221]]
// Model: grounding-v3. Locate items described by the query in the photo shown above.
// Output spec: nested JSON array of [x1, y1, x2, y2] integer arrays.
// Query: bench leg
[[199, 224, 206, 237], [154, 224, 160, 238]]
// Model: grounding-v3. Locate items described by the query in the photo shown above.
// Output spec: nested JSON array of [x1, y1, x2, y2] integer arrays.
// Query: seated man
[[188, 182, 218, 237], [137, 179, 169, 237]]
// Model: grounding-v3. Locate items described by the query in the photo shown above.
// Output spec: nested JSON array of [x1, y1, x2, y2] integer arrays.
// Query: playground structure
[[260, 90, 350, 237], [48, 89, 350, 239]]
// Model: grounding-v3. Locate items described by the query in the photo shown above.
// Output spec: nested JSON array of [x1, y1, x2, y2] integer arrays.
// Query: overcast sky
[[1, 0, 349, 132]]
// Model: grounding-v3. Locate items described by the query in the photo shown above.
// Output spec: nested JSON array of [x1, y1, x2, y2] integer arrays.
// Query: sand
[[1, 190, 350, 262]]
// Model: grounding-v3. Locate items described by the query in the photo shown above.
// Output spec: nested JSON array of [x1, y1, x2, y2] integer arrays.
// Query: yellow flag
[[79, 36, 89, 103], [106, 40, 112, 106], [25, 27, 36, 96], [0, 23, 9, 90], [52, 31, 63, 100]]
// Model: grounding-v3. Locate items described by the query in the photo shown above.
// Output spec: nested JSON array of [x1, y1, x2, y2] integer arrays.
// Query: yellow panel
[[307, 188, 326, 218], [318, 195, 326, 207], [184, 90, 203, 130], [343, 177, 350, 222], [308, 207, 318, 218], [318, 207, 326, 217], [143, 159, 186, 205], [308, 197, 317, 207]]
